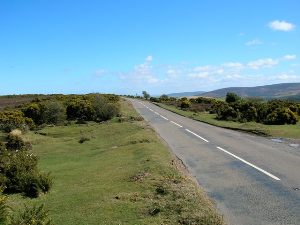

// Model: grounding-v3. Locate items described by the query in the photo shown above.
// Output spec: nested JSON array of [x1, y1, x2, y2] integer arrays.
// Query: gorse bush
[[266, 108, 298, 125], [0, 191, 10, 225], [0, 143, 52, 198], [180, 100, 191, 109], [0, 111, 30, 133], [22, 103, 42, 125], [66, 99, 95, 121], [10, 204, 53, 225], [5, 133, 27, 151]]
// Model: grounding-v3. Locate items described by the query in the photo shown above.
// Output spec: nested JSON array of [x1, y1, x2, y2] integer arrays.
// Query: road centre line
[[216, 147, 280, 181], [170, 121, 183, 128], [160, 115, 169, 120], [140, 101, 281, 182], [185, 129, 209, 143]]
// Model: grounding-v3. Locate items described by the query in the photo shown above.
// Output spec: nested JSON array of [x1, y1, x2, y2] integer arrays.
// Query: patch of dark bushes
[[0, 133, 52, 198], [0, 94, 121, 133], [214, 94, 299, 125], [79, 136, 90, 144]]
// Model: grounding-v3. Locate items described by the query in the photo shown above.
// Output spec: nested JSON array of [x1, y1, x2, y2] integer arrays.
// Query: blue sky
[[0, 0, 299, 95]]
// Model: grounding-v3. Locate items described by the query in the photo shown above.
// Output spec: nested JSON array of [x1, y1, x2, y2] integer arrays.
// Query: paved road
[[129, 99, 300, 225]]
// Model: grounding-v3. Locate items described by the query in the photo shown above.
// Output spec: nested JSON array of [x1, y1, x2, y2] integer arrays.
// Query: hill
[[199, 83, 300, 99], [167, 91, 205, 97]]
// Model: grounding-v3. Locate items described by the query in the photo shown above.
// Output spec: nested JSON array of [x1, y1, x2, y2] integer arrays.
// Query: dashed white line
[[170, 121, 183, 128], [154, 112, 160, 115], [216, 146, 280, 181], [185, 129, 209, 143], [149, 109, 153, 112], [160, 115, 169, 121]]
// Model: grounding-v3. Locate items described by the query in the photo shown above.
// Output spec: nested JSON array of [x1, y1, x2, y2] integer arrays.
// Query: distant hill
[[167, 91, 205, 97], [199, 83, 300, 99]]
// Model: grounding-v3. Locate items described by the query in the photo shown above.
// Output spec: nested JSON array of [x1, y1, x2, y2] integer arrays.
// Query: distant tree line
[[149, 92, 300, 125], [0, 94, 121, 133]]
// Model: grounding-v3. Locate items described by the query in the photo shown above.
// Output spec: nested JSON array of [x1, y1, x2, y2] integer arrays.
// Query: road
[[129, 99, 300, 225]]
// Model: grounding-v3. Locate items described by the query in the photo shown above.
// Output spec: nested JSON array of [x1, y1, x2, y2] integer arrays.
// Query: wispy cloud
[[247, 58, 278, 69], [120, 55, 159, 84], [283, 54, 297, 61], [268, 20, 295, 31], [246, 38, 263, 46], [111, 54, 300, 94]]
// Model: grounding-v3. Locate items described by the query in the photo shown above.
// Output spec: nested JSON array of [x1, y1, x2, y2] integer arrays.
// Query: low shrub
[[79, 136, 90, 144], [180, 100, 191, 109], [92, 96, 120, 122], [10, 204, 53, 225], [265, 108, 298, 125], [0, 111, 29, 132], [5, 133, 27, 151], [216, 104, 239, 121], [0, 150, 53, 198], [38, 173, 53, 193], [0, 191, 10, 225]]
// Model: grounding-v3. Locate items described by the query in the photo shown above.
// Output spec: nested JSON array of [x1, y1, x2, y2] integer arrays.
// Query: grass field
[[5, 99, 223, 225], [155, 103, 300, 139]]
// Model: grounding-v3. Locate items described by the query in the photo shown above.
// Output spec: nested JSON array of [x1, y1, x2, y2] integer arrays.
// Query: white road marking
[[170, 121, 183, 128], [216, 147, 280, 181], [185, 129, 209, 143], [154, 112, 160, 115], [160, 115, 169, 120], [149, 109, 153, 112]]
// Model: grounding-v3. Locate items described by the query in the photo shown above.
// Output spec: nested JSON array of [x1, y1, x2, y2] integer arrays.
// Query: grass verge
[[155, 103, 300, 139], [5, 99, 224, 225]]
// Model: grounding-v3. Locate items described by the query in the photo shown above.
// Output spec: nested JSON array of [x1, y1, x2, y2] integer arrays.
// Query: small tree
[[225, 92, 241, 103], [142, 91, 150, 100], [41, 101, 66, 125]]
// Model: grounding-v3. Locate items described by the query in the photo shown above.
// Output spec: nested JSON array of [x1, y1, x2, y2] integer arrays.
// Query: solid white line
[[170, 121, 183, 128], [216, 147, 280, 181], [185, 129, 209, 143], [160, 115, 169, 120]]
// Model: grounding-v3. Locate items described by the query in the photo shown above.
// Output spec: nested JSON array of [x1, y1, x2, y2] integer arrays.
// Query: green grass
[[5, 99, 224, 225], [155, 103, 300, 139]]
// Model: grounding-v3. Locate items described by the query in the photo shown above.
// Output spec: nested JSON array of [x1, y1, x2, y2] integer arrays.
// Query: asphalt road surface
[[129, 99, 300, 225]]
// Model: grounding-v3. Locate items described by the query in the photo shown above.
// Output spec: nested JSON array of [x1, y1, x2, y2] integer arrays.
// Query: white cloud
[[223, 62, 244, 69], [145, 55, 153, 62], [246, 39, 263, 46], [247, 58, 278, 69], [193, 65, 212, 72], [189, 72, 209, 79], [120, 56, 160, 84], [283, 54, 297, 60], [269, 20, 295, 31], [277, 74, 298, 80]]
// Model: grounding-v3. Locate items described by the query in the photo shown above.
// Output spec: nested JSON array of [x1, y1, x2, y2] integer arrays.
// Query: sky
[[0, 0, 300, 95]]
